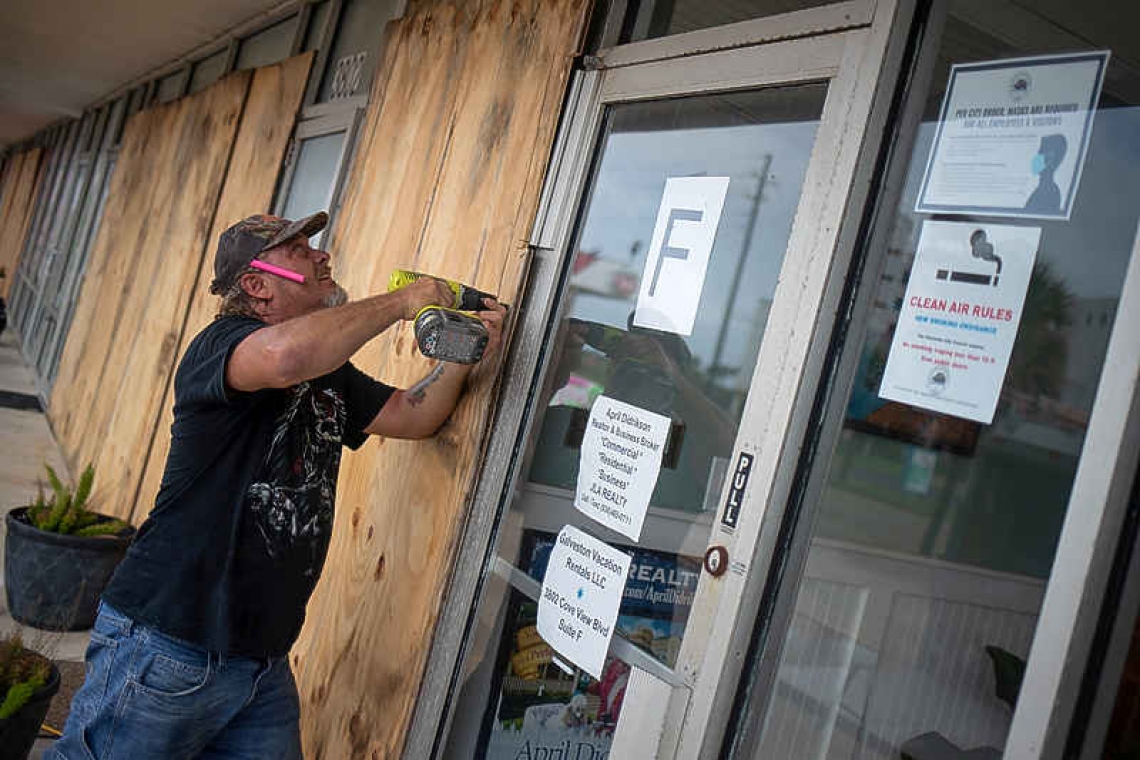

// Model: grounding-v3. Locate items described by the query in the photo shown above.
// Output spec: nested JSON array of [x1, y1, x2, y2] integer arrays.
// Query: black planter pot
[[5, 508, 134, 630], [0, 661, 60, 760]]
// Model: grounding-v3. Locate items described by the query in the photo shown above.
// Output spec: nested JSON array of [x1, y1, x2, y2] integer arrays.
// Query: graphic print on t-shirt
[[245, 381, 345, 576]]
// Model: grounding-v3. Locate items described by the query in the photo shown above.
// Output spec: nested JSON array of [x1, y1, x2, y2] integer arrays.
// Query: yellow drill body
[[388, 270, 498, 364]]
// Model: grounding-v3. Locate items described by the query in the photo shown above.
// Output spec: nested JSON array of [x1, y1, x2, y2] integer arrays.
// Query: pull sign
[[721, 452, 754, 529]]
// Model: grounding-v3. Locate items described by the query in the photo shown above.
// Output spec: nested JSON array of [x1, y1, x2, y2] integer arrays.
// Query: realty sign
[[575, 395, 671, 541]]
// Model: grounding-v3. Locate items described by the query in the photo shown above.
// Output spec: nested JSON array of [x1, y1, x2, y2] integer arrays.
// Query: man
[[51, 212, 505, 759]]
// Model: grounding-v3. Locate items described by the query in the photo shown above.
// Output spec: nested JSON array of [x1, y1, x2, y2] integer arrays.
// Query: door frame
[[404, 1, 920, 757], [1003, 188, 1140, 759]]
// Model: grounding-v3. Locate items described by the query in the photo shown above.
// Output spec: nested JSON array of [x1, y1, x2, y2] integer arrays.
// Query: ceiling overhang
[[0, 0, 296, 149]]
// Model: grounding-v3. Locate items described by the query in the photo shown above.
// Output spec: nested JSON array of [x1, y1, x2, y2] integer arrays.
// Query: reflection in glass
[[189, 51, 227, 94], [304, 1, 332, 53], [236, 18, 295, 71], [442, 84, 828, 759], [281, 132, 346, 232], [748, 6, 1140, 759], [620, 0, 846, 44], [157, 72, 184, 104], [529, 85, 827, 517]]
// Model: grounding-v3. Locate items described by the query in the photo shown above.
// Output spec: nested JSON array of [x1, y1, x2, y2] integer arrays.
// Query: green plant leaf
[[0, 681, 35, 719], [44, 463, 67, 506], [29, 483, 49, 529], [0, 634, 48, 720], [42, 492, 70, 533], [0, 671, 45, 720], [28, 505, 47, 529], [75, 519, 129, 537], [74, 511, 102, 529], [73, 463, 95, 512], [58, 503, 80, 535], [40, 463, 75, 532]]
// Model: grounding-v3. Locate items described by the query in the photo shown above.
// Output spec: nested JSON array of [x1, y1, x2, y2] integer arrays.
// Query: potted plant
[[0, 631, 60, 759], [5, 464, 135, 630]]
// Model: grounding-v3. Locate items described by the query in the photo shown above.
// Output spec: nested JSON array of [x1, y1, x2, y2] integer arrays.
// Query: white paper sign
[[537, 525, 632, 679], [575, 395, 671, 541], [634, 176, 730, 335], [879, 221, 1040, 424], [916, 51, 1108, 220]]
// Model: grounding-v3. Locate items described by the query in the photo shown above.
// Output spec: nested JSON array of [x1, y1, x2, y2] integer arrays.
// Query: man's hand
[[476, 297, 508, 359], [399, 277, 455, 320], [364, 296, 508, 439]]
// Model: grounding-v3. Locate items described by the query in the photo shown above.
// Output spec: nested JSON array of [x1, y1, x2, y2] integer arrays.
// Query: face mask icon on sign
[[1025, 133, 1068, 214]]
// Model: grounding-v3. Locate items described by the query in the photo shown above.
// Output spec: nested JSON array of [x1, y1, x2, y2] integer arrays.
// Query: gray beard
[[321, 284, 349, 308]]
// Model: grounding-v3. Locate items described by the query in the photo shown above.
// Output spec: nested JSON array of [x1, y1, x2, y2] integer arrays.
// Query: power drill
[[387, 270, 501, 364]]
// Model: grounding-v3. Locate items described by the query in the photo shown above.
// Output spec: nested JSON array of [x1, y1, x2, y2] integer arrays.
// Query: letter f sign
[[635, 176, 730, 336], [648, 208, 703, 296]]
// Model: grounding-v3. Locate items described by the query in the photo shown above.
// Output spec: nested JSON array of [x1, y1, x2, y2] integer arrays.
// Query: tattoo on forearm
[[407, 364, 445, 407]]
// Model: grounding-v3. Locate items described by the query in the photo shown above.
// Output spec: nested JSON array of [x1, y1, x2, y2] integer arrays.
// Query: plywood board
[[0, 148, 46, 298], [134, 53, 313, 524], [48, 109, 157, 452], [50, 72, 253, 516], [288, 1, 589, 756]]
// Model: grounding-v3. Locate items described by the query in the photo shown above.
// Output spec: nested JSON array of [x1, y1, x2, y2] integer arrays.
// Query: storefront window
[[280, 131, 346, 229], [443, 83, 828, 759], [189, 50, 228, 94], [743, 3, 1140, 758], [304, 1, 333, 53], [619, 0, 847, 44], [156, 71, 185, 103], [236, 17, 297, 70]]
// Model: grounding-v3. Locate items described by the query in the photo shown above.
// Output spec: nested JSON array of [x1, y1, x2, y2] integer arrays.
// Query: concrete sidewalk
[[0, 331, 68, 532], [0, 328, 89, 756]]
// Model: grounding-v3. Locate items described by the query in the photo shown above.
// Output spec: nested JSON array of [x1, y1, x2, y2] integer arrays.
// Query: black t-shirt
[[102, 316, 394, 657]]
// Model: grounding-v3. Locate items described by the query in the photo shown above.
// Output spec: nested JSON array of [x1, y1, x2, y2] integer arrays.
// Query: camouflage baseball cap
[[210, 211, 328, 295]]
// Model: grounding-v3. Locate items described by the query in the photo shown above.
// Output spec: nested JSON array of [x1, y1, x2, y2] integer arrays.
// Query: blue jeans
[[50, 602, 302, 759]]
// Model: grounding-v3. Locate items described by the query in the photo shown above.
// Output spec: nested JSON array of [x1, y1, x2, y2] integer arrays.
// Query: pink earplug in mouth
[[250, 259, 306, 284]]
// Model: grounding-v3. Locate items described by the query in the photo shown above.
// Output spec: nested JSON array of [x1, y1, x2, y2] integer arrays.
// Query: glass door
[[417, 2, 913, 757], [724, 2, 1140, 759], [456, 81, 826, 759]]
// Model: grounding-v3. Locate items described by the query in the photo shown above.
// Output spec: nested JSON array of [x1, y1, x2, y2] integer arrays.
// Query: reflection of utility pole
[[709, 154, 772, 382]]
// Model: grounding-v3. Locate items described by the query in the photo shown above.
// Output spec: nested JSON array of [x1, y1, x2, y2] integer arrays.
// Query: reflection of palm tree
[[1005, 260, 1073, 398]]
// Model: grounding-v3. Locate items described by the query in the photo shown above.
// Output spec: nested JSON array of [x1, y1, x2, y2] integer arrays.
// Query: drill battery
[[414, 306, 489, 364], [388, 269, 503, 364]]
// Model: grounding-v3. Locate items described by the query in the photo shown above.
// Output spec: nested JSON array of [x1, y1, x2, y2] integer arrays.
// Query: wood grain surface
[[288, 1, 589, 757], [134, 53, 313, 524], [49, 54, 311, 521], [49, 71, 252, 516], [0, 148, 46, 298]]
